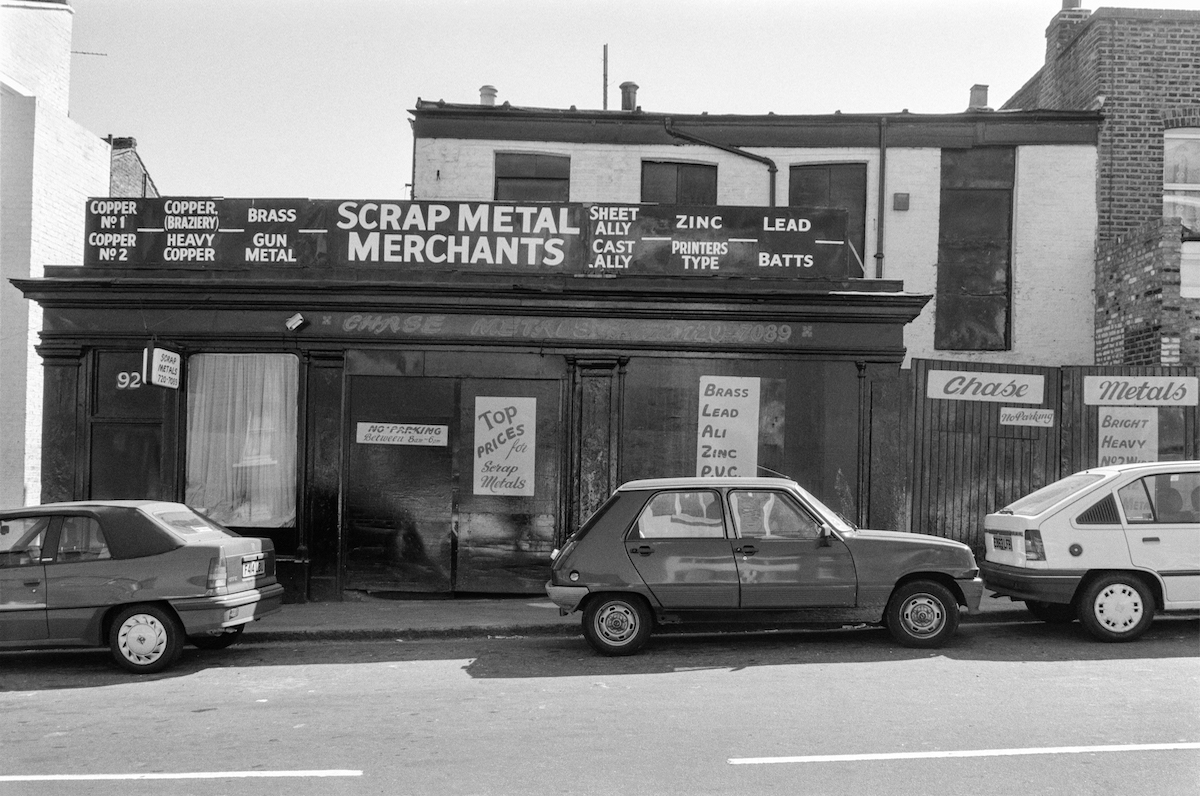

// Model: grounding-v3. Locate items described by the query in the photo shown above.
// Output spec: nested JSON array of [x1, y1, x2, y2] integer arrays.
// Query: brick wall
[[0, 1, 73, 112], [109, 138, 161, 198], [1003, 8, 1200, 244], [1094, 217, 1194, 365]]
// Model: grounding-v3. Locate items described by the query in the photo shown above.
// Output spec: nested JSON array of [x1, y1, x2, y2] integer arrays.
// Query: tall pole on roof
[[603, 44, 608, 110]]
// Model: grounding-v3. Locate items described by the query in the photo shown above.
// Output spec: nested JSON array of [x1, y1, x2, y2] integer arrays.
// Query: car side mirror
[[817, 525, 832, 547]]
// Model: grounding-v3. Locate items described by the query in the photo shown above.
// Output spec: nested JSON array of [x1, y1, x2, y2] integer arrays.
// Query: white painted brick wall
[[1, 1, 110, 506], [1, 1, 74, 112]]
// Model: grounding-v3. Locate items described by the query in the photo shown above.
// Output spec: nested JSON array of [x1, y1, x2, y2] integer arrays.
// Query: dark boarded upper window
[[494, 153, 570, 202], [641, 162, 717, 205], [789, 163, 867, 276], [936, 148, 1015, 351]]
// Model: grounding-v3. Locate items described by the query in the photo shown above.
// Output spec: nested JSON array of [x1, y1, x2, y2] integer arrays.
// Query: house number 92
[[116, 371, 143, 390]]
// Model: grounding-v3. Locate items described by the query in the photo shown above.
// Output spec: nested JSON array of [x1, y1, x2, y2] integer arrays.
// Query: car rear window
[[1003, 473, 1104, 515], [149, 508, 239, 540]]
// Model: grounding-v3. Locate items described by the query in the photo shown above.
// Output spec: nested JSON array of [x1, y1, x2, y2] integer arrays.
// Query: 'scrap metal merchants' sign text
[[83, 198, 851, 279]]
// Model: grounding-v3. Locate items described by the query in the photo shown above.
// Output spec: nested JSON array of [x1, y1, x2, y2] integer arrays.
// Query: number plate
[[992, 534, 1013, 551], [242, 557, 265, 578]]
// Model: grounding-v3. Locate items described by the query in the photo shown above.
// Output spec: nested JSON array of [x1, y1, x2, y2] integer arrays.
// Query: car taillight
[[207, 549, 228, 593], [1024, 530, 1046, 561]]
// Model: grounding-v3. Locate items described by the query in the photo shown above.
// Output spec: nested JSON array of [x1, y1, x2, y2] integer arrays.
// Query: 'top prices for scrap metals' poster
[[474, 396, 536, 496]]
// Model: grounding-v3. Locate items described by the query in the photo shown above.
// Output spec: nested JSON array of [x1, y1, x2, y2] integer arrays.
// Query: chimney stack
[[480, 85, 497, 106], [619, 81, 639, 111], [968, 84, 990, 110]]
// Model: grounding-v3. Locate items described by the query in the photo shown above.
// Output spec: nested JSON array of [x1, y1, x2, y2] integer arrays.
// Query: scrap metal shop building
[[16, 2, 1200, 598]]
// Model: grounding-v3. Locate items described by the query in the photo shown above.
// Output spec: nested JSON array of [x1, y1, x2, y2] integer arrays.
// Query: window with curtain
[[186, 354, 298, 528], [1165, 128, 1200, 233]]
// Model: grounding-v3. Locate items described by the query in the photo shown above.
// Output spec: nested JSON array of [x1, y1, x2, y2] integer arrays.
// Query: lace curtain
[[186, 354, 298, 528]]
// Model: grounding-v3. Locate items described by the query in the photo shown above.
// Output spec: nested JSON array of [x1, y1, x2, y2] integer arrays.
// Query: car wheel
[[582, 594, 653, 656], [1077, 574, 1154, 642], [886, 580, 960, 648], [1025, 600, 1076, 624], [188, 624, 245, 650], [109, 605, 183, 674]]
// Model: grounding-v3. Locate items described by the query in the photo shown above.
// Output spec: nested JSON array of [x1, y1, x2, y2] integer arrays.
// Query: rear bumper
[[545, 582, 589, 615], [171, 583, 285, 634], [981, 561, 1082, 605]]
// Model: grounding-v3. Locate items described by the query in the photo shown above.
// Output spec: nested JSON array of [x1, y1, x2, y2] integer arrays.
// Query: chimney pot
[[619, 81, 639, 111], [969, 84, 989, 110], [480, 85, 497, 106]]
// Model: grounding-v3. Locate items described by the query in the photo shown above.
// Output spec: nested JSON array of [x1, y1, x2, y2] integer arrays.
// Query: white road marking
[[0, 770, 362, 782], [730, 742, 1200, 765]]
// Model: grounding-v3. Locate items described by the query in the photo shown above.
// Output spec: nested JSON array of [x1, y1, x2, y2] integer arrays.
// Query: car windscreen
[[1003, 473, 1105, 515], [149, 508, 240, 541]]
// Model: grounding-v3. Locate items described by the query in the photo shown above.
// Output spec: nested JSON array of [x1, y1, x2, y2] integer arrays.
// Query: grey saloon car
[[0, 500, 283, 673], [546, 477, 983, 655]]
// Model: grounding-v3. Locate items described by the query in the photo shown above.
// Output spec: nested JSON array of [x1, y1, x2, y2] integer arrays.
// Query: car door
[[728, 489, 856, 609], [1117, 471, 1200, 604], [624, 489, 739, 609], [0, 516, 53, 642], [44, 514, 120, 642]]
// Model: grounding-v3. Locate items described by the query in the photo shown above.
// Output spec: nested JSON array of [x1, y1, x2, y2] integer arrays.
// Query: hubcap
[[595, 603, 637, 645], [901, 594, 944, 636], [118, 614, 167, 663], [1094, 584, 1143, 631]]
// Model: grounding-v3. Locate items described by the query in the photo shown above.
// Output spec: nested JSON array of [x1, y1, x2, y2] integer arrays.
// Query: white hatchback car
[[981, 461, 1200, 641]]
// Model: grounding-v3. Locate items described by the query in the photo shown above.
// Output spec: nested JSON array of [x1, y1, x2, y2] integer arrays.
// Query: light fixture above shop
[[284, 313, 308, 332]]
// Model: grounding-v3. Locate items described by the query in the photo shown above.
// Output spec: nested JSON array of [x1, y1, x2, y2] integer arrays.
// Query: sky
[[66, 0, 1200, 200]]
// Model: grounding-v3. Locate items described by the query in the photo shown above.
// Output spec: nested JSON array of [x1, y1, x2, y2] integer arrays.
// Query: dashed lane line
[[730, 742, 1200, 765], [0, 770, 362, 782]]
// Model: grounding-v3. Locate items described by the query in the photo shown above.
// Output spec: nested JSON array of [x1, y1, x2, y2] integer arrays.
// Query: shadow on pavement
[[2, 616, 1195, 689]]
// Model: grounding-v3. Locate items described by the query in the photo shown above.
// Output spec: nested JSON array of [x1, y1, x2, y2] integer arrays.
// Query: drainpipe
[[663, 119, 778, 207], [875, 116, 888, 279]]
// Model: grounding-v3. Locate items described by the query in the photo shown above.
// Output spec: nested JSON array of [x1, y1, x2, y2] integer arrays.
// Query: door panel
[[345, 377, 455, 592], [456, 379, 562, 593], [729, 489, 856, 608], [0, 516, 52, 642]]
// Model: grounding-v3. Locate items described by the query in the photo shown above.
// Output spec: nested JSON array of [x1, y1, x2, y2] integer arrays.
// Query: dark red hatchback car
[[547, 477, 983, 655], [0, 500, 283, 673]]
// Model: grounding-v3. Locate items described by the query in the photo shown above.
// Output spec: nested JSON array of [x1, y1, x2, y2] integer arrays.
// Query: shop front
[[16, 198, 928, 600]]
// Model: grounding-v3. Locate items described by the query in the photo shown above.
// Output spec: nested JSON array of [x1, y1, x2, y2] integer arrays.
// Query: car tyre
[[1077, 573, 1154, 642], [188, 624, 245, 650], [886, 580, 959, 648], [1025, 600, 1076, 624], [109, 604, 183, 674], [582, 594, 653, 656]]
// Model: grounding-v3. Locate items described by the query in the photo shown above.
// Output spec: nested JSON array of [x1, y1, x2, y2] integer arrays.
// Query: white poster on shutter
[[1097, 407, 1158, 466], [474, 397, 536, 496], [696, 376, 760, 477]]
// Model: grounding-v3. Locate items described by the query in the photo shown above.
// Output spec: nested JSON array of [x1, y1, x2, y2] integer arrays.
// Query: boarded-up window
[[789, 163, 867, 275], [642, 162, 717, 205], [936, 148, 1014, 350], [494, 153, 570, 201]]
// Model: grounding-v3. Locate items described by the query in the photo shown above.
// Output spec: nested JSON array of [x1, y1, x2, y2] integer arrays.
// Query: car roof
[[0, 500, 189, 516], [1076, 460, 1200, 477], [618, 477, 801, 491]]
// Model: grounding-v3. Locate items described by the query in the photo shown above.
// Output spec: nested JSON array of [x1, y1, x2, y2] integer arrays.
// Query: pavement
[[241, 589, 1031, 643]]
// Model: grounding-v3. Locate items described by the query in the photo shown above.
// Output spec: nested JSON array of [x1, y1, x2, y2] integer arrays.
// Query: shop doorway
[[345, 377, 455, 592], [344, 373, 563, 594]]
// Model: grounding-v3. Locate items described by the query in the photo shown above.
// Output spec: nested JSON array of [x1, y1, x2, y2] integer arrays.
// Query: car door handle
[[1142, 536, 1161, 543], [24, 580, 41, 588], [629, 545, 654, 556], [735, 545, 758, 556]]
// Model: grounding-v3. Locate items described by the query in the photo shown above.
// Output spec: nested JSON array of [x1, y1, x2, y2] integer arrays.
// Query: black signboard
[[83, 198, 850, 279]]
